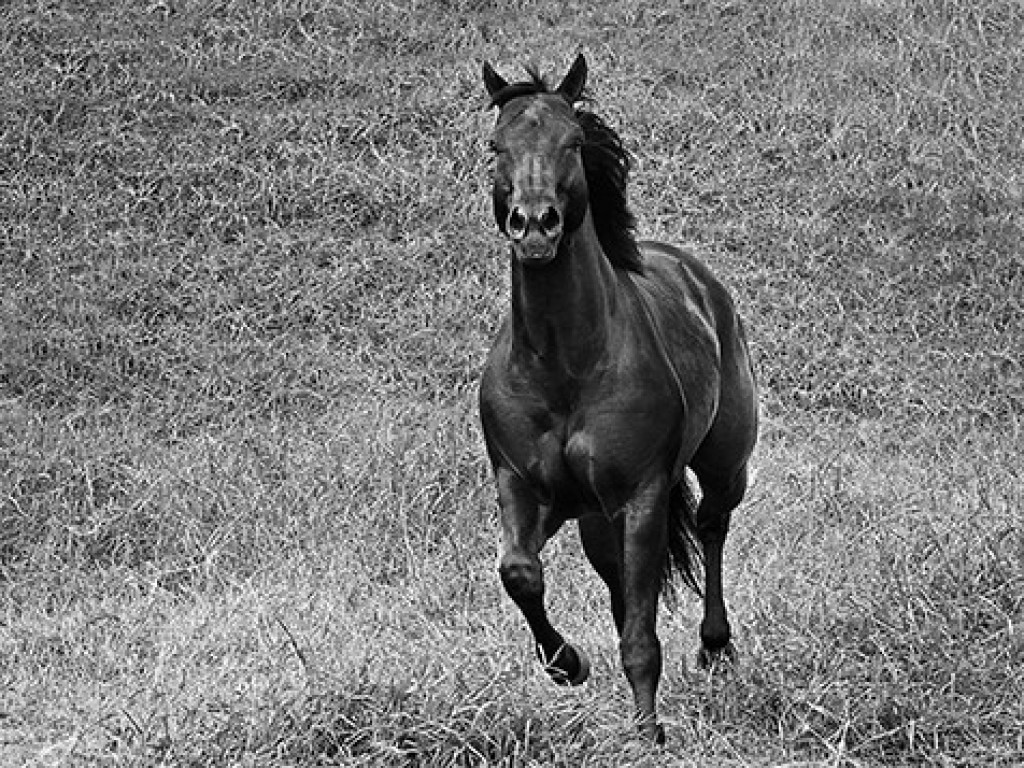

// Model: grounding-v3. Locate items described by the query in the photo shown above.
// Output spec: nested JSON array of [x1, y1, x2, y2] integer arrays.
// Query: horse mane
[[576, 110, 643, 272], [489, 68, 644, 273]]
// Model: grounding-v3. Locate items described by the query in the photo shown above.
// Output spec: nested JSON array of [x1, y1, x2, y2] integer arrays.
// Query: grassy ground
[[1, 0, 1022, 765]]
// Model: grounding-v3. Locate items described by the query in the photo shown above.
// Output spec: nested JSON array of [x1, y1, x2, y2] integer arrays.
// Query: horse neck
[[510, 208, 619, 380]]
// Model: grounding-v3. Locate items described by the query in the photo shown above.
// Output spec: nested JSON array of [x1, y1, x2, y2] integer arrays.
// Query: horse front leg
[[578, 513, 624, 634], [495, 466, 590, 686], [619, 473, 670, 744]]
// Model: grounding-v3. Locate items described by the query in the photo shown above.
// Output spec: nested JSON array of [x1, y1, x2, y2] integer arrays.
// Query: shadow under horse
[[478, 54, 758, 744]]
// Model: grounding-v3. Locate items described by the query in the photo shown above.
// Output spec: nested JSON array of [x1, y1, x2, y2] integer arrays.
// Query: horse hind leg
[[692, 465, 748, 669]]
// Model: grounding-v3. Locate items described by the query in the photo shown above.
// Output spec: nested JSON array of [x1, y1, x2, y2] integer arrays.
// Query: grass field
[[1, 0, 1022, 765]]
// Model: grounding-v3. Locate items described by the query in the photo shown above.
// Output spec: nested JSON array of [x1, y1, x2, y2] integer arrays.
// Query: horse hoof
[[568, 645, 590, 685], [637, 720, 665, 744], [697, 640, 737, 672], [538, 643, 590, 686]]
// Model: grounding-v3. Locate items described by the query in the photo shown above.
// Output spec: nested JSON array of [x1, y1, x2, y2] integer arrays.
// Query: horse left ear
[[483, 61, 509, 99], [556, 53, 587, 103]]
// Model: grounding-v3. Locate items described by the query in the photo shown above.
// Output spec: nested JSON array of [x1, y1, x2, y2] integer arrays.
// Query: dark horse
[[478, 54, 758, 743]]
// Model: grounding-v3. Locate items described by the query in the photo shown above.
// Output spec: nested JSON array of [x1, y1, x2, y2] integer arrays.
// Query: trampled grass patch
[[2, 0, 1022, 765]]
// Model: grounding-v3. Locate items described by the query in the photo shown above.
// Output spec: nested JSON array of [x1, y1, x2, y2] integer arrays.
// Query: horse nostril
[[539, 206, 561, 235], [507, 207, 528, 240]]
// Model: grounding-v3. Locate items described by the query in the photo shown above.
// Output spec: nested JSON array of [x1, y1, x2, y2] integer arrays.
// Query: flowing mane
[[489, 67, 644, 273]]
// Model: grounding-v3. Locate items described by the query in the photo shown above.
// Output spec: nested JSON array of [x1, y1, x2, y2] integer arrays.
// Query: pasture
[[1, 0, 1022, 765]]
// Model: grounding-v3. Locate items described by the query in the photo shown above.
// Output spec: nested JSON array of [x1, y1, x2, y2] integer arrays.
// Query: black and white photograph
[[1, 1, 1021, 765]]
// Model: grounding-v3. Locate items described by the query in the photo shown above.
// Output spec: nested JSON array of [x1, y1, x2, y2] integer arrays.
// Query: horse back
[[634, 240, 752, 374]]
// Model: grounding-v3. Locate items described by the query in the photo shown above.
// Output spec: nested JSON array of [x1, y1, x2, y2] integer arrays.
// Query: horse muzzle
[[512, 233, 561, 266], [507, 203, 563, 266]]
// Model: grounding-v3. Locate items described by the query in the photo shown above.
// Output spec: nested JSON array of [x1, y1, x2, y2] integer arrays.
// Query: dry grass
[[1, 0, 1022, 765]]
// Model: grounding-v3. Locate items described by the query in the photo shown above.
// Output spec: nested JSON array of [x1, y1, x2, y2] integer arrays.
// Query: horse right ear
[[556, 53, 587, 103], [483, 62, 509, 99]]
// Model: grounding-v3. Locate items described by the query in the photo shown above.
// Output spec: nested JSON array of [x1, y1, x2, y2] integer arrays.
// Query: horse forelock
[[488, 65, 552, 109]]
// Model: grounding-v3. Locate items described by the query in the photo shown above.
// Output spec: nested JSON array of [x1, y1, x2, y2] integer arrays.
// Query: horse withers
[[477, 54, 758, 744]]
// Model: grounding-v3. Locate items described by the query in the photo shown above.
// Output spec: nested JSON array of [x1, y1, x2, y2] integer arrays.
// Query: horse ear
[[483, 62, 508, 98], [556, 53, 587, 103]]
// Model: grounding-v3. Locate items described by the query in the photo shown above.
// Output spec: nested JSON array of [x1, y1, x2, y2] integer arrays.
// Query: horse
[[477, 54, 758, 743]]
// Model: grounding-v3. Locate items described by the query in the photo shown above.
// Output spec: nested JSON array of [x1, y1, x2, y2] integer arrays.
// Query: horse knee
[[620, 633, 662, 684], [695, 472, 746, 537], [499, 550, 543, 602], [694, 501, 732, 548]]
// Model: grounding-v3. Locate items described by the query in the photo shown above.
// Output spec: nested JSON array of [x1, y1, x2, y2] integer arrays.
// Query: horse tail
[[662, 475, 704, 599]]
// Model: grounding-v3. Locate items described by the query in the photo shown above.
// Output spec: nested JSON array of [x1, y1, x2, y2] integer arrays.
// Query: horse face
[[485, 60, 589, 266], [489, 96, 588, 266]]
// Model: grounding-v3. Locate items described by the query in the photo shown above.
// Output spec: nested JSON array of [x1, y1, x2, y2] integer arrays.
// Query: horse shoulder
[[480, 350, 574, 501]]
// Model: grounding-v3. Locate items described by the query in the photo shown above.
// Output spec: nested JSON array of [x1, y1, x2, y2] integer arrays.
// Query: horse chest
[[522, 397, 673, 510], [482, 329, 686, 510]]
